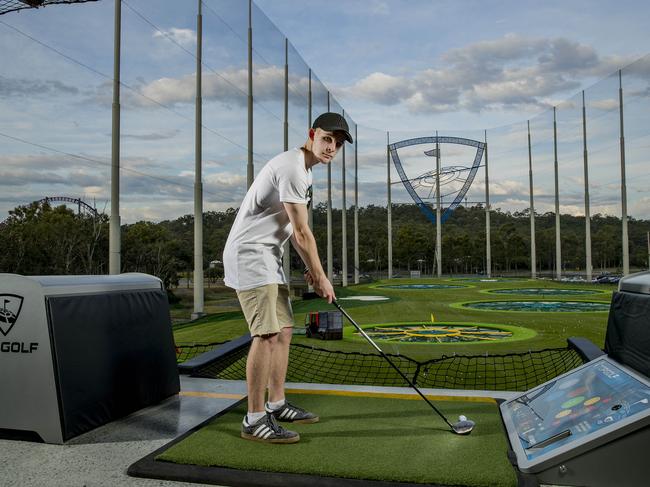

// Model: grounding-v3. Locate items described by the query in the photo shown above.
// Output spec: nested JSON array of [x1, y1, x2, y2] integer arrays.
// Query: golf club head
[[452, 418, 475, 435]]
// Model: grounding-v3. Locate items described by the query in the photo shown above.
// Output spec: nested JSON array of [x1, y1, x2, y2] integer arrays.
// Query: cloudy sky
[[1, 0, 649, 223]]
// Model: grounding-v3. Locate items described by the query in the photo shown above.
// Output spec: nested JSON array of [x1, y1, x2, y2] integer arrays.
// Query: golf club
[[332, 299, 475, 435]]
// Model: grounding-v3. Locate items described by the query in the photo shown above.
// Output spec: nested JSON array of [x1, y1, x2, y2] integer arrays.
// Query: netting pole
[[327, 93, 333, 281], [307, 70, 313, 231], [619, 70, 629, 276], [282, 37, 290, 289], [553, 107, 562, 280], [247, 0, 253, 189], [484, 130, 491, 278], [341, 110, 348, 287], [527, 121, 536, 279], [387, 131, 392, 279], [192, 0, 204, 318], [307, 70, 314, 293], [109, 0, 121, 275], [354, 123, 359, 284], [582, 90, 593, 283], [435, 131, 442, 277]]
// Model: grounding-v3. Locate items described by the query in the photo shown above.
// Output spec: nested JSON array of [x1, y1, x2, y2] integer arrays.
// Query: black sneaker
[[266, 401, 320, 424], [241, 414, 300, 444]]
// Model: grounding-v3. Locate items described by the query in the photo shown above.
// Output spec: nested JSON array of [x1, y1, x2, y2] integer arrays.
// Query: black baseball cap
[[312, 112, 353, 144]]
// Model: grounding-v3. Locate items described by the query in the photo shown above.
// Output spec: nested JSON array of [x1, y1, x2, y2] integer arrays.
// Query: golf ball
[[459, 415, 467, 422]]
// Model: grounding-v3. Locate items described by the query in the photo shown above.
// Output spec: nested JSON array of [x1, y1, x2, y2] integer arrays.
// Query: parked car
[[594, 273, 621, 284]]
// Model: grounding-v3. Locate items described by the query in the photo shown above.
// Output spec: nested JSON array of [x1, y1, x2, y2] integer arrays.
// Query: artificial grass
[[156, 392, 518, 487]]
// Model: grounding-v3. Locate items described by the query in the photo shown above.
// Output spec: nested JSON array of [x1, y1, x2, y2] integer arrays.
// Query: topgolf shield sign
[[0, 294, 24, 336]]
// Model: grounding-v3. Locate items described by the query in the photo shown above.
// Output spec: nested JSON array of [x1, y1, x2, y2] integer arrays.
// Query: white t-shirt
[[223, 148, 313, 291]]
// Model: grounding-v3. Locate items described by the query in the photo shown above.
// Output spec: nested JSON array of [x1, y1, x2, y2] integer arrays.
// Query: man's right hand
[[313, 276, 336, 304]]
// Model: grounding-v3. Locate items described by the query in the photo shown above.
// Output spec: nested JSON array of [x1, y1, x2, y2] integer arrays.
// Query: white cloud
[[589, 99, 618, 111], [488, 179, 529, 197], [153, 28, 196, 48], [370, 1, 389, 15], [0, 77, 79, 98], [121, 129, 180, 141], [139, 75, 195, 106], [351, 72, 407, 105], [339, 34, 639, 115], [204, 171, 247, 189], [87, 66, 309, 109], [630, 196, 650, 219]]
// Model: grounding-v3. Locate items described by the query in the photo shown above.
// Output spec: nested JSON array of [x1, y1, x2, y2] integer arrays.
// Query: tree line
[[1, 199, 648, 287]]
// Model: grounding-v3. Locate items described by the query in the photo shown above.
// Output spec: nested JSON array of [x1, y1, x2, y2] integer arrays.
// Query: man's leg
[[238, 285, 299, 443], [267, 327, 292, 403], [242, 332, 299, 443], [246, 333, 278, 413], [264, 286, 319, 424], [265, 326, 318, 424], [238, 285, 282, 415]]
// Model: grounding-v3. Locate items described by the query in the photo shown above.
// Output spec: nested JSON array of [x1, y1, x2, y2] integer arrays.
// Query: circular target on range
[[345, 322, 535, 344]]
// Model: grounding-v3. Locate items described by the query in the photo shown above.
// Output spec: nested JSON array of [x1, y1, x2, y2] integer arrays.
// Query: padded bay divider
[[605, 291, 650, 379], [567, 337, 605, 363], [48, 289, 180, 441]]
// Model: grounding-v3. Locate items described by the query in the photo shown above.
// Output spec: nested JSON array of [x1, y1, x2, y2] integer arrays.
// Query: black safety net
[[176, 342, 586, 392], [174, 341, 228, 364], [0, 0, 98, 16]]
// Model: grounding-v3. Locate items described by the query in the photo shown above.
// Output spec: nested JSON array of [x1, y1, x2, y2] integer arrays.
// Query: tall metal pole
[[341, 110, 348, 287], [247, 0, 254, 188], [109, 0, 122, 275], [582, 91, 593, 283], [307, 69, 313, 232], [435, 132, 442, 278], [484, 130, 491, 278], [527, 121, 536, 279], [283, 38, 288, 151], [647, 232, 650, 271], [192, 0, 204, 318], [282, 37, 291, 288], [354, 123, 359, 284], [326, 93, 333, 281], [387, 131, 392, 279], [553, 107, 562, 280], [619, 70, 629, 276], [306, 69, 314, 293]]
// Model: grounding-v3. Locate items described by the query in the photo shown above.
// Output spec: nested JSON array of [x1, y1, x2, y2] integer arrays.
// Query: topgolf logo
[[0, 294, 24, 336]]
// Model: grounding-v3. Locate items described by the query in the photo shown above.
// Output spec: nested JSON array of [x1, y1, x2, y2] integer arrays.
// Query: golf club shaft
[[332, 300, 454, 429]]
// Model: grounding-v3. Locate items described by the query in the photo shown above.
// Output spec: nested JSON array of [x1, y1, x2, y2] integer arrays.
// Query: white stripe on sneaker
[[254, 424, 269, 437], [280, 409, 290, 419], [262, 429, 273, 439], [289, 410, 297, 419]]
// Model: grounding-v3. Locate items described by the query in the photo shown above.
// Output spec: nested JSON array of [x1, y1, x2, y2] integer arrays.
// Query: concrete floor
[[1, 376, 247, 487], [1, 377, 518, 487]]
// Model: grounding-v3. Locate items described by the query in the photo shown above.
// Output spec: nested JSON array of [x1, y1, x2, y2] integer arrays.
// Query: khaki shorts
[[236, 284, 294, 337]]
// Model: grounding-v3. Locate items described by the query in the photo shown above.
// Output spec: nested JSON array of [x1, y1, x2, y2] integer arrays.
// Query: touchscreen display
[[504, 359, 650, 460]]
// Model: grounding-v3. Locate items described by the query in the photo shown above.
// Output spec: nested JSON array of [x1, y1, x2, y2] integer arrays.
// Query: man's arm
[[283, 202, 335, 303]]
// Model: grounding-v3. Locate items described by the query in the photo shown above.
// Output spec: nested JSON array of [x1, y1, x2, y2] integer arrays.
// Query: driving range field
[[171, 277, 615, 361]]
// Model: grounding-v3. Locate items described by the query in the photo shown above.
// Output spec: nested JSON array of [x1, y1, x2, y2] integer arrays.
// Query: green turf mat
[[157, 392, 517, 487]]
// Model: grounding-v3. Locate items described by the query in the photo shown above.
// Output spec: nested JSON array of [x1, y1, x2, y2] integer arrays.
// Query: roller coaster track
[[38, 196, 99, 216]]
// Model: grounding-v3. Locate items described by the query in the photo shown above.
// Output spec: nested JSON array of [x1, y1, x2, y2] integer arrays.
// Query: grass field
[[157, 392, 517, 487], [171, 277, 615, 362]]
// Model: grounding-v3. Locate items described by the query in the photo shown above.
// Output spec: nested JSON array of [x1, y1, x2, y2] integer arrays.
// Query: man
[[223, 112, 353, 444]]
